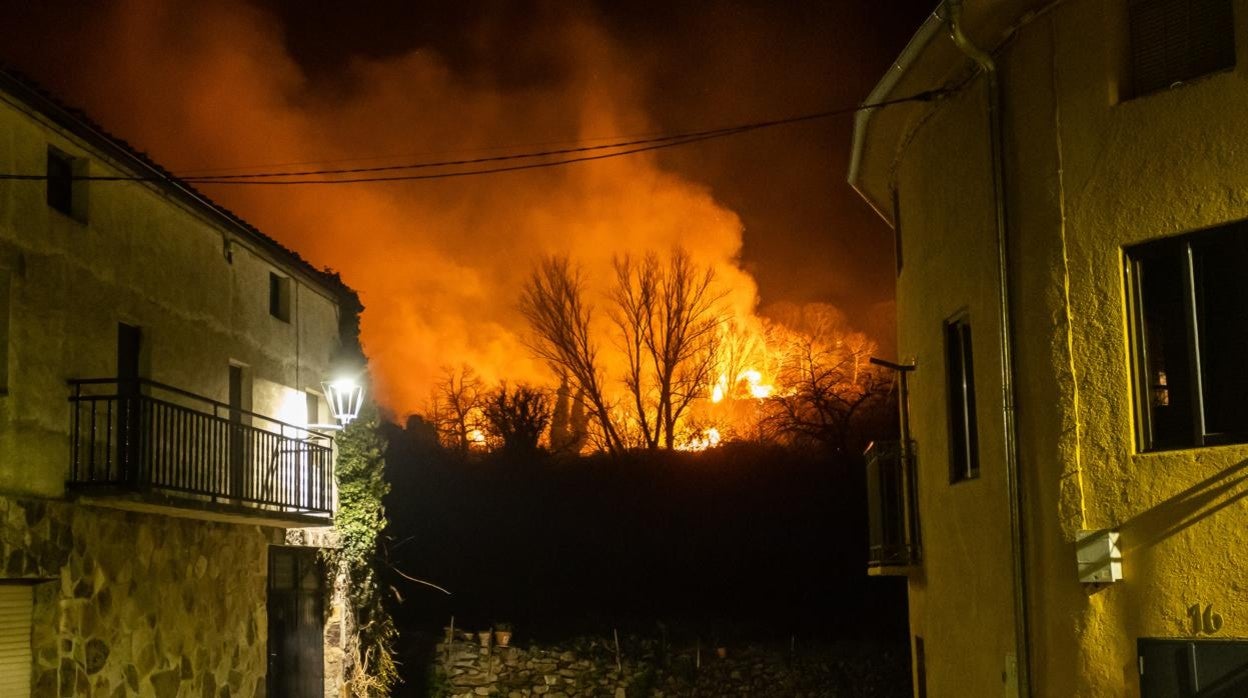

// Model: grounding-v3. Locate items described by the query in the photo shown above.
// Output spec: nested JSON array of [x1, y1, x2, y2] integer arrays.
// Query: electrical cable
[[0, 89, 946, 185]]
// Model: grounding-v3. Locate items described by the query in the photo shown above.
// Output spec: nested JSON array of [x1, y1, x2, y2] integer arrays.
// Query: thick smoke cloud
[[10, 0, 766, 415]]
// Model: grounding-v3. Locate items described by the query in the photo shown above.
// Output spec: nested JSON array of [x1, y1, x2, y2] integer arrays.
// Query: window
[[914, 636, 928, 698], [892, 188, 904, 276], [945, 314, 979, 482], [306, 391, 320, 427], [46, 146, 87, 221], [0, 270, 9, 394], [269, 272, 291, 322], [1127, 223, 1248, 451], [1138, 638, 1248, 696], [1129, 0, 1235, 97]]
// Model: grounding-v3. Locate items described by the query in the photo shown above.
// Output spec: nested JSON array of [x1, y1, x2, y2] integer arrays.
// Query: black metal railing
[[865, 439, 921, 569], [69, 378, 334, 517]]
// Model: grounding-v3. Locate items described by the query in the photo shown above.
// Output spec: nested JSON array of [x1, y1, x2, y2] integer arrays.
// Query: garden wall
[[431, 633, 909, 697]]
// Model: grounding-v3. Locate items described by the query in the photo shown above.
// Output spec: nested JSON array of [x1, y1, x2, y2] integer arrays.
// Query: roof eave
[[847, 6, 948, 226], [0, 69, 356, 302]]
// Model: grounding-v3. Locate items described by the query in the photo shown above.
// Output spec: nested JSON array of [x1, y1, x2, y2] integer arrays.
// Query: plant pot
[[715, 646, 728, 659], [478, 631, 492, 648], [495, 630, 512, 647]]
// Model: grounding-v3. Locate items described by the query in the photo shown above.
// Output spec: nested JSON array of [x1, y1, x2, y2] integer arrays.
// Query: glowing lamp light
[[322, 378, 364, 427]]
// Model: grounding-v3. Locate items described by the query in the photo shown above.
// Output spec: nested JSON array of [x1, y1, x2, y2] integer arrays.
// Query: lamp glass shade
[[323, 379, 364, 426]]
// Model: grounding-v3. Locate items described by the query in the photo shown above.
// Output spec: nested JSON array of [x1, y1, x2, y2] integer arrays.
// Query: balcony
[[68, 378, 334, 526], [865, 440, 921, 574]]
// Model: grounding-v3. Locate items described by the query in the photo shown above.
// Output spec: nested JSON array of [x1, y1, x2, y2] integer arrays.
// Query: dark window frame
[[1126, 222, 1248, 452], [0, 269, 9, 395], [944, 312, 979, 483], [269, 272, 291, 322], [1138, 637, 1248, 696], [46, 146, 87, 222], [892, 187, 904, 276]]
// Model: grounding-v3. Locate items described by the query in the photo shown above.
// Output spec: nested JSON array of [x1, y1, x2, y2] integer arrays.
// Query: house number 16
[[1188, 604, 1224, 635]]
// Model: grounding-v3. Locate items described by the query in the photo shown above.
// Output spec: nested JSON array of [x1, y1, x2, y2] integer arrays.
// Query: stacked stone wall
[[0, 496, 279, 697], [432, 634, 909, 697]]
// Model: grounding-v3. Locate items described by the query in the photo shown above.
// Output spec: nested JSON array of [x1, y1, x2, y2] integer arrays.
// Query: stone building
[[853, 0, 1248, 696], [0, 69, 360, 696]]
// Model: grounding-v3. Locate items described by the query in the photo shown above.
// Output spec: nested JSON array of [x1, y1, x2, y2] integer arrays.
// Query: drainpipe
[[943, 1, 1031, 696]]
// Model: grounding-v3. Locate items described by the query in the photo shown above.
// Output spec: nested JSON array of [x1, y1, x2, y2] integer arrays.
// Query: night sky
[[0, 0, 933, 414]]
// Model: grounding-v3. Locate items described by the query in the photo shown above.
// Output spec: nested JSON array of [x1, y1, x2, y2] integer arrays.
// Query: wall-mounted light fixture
[[322, 377, 364, 427]]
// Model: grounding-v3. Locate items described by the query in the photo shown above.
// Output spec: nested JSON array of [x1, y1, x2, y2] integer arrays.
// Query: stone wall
[[0, 495, 279, 697], [432, 634, 909, 697]]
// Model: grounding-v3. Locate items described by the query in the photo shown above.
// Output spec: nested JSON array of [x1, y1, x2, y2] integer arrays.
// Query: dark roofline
[[0, 68, 358, 307]]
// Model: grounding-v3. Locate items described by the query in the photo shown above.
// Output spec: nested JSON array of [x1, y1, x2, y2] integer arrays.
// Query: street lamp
[[322, 377, 364, 427]]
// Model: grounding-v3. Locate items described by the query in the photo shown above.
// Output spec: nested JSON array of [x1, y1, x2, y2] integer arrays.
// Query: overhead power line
[[0, 89, 946, 186]]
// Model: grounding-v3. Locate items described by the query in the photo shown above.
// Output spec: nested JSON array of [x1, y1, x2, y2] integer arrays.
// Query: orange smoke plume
[[15, 0, 767, 416]]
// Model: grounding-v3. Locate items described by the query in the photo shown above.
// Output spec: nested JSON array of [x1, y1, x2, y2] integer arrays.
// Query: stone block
[[85, 638, 109, 674]]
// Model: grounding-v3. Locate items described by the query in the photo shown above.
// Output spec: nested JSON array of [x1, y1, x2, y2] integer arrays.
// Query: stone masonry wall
[[0, 495, 279, 697], [432, 634, 910, 698]]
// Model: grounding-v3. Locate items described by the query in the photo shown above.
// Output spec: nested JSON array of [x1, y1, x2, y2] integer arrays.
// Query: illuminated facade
[[0, 70, 358, 696], [852, 0, 1248, 696]]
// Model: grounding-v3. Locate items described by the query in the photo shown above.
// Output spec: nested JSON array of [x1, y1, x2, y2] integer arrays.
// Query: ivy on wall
[[331, 399, 399, 695]]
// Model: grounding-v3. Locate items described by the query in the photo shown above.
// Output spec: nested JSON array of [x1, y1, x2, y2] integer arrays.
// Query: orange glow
[[24, 1, 886, 439], [677, 427, 721, 452], [32, 0, 768, 418], [710, 369, 774, 404]]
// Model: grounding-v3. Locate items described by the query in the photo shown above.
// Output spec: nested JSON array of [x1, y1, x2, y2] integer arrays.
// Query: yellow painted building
[[853, 0, 1248, 695], [0, 70, 361, 696]]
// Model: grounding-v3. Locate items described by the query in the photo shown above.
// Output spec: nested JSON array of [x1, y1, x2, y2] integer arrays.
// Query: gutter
[[846, 8, 946, 222], [943, 1, 1032, 695], [851, 2, 1037, 693]]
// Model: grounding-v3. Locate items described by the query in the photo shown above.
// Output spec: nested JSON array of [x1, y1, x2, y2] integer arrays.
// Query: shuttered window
[[0, 585, 32, 698], [1129, 0, 1236, 97]]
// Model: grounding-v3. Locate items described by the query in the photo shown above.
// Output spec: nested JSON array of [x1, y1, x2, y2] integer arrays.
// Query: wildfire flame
[[710, 369, 775, 404], [677, 427, 721, 452]]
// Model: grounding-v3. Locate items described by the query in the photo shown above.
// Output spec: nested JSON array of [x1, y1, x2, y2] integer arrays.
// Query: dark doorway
[[229, 364, 246, 499], [267, 546, 324, 697], [116, 323, 141, 477]]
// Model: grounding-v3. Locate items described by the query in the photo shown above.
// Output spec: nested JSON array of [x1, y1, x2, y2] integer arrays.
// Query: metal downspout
[[943, 1, 1032, 696]]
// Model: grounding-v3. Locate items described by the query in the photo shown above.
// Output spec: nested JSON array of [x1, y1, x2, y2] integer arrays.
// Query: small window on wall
[[892, 188, 904, 276], [914, 636, 928, 698], [0, 270, 9, 394], [1138, 638, 1248, 696], [46, 146, 87, 222], [306, 391, 320, 427], [1128, 0, 1235, 97], [945, 314, 979, 482], [269, 272, 291, 322], [1127, 222, 1248, 451]]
